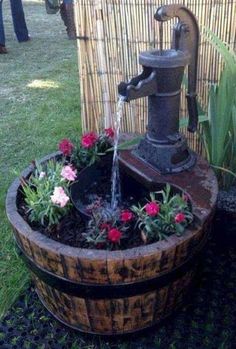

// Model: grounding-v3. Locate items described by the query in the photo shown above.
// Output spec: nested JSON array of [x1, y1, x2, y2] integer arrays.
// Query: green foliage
[[83, 186, 192, 250], [180, 113, 208, 129], [22, 160, 72, 227], [181, 28, 236, 189], [83, 209, 130, 250], [132, 184, 193, 243], [200, 28, 236, 189], [108, 136, 143, 151]]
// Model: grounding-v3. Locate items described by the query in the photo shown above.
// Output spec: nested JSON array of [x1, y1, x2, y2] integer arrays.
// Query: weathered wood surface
[[6, 153, 216, 285], [33, 268, 194, 335], [8, 188, 208, 286]]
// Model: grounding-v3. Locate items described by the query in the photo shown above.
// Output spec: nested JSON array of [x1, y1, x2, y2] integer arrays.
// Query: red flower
[[58, 139, 74, 156], [175, 212, 186, 224], [120, 210, 133, 222], [145, 202, 160, 217], [81, 132, 98, 149], [107, 228, 122, 243], [104, 127, 115, 138]]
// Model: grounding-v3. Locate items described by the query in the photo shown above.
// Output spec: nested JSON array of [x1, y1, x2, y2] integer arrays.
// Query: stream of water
[[110, 97, 125, 211], [110, 22, 163, 211]]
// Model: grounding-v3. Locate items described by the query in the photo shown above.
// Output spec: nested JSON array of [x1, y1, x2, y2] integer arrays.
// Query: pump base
[[134, 135, 196, 174]]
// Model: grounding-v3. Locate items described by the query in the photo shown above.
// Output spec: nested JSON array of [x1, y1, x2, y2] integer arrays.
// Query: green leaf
[[197, 28, 236, 188], [175, 224, 185, 235], [179, 114, 208, 129], [202, 26, 236, 74], [106, 136, 143, 152]]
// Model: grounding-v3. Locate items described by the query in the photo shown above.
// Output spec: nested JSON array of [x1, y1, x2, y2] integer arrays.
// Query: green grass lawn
[[0, 0, 80, 318]]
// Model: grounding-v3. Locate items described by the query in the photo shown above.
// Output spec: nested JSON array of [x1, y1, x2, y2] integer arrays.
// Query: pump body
[[118, 5, 199, 173]]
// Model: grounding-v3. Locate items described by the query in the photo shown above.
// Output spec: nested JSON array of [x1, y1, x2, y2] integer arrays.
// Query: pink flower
[[51, 187, 70, 208], [81, 132, 98, 148], [104, 128, 114, 138], [120, 210, 133, 222], [107, 228, 122, 243], [145, 202, 160, 216], [175, 212, 186, 224], [58, 139, 74, 156], [61, 165, 77, 181]]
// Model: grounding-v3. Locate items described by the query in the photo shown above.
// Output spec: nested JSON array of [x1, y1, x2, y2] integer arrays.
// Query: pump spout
[[118, 68, 157, 102]]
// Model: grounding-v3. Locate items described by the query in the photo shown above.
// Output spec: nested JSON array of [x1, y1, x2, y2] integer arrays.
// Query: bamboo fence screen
[[74, 0, 236, 151]]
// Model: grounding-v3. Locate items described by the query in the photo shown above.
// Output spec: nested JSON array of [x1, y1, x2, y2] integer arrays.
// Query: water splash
[[111, 97, 125, 210]]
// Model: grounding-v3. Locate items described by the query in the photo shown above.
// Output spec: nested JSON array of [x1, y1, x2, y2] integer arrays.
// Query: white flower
[[39, 171, 46, 179]]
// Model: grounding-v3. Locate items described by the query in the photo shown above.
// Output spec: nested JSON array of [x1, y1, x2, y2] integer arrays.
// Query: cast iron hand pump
[[118, 4, 199, 173]]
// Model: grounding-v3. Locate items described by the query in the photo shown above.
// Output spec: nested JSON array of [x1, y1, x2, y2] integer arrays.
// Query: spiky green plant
[[181, 28, 236, 189], [200, 27, 236, 189]]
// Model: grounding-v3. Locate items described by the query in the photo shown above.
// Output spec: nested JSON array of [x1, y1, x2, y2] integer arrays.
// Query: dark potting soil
[[17, 188, 86, 247], [17, 188, 144, 250], [16, 155, 192, 250], [1, 235, 236, 348]]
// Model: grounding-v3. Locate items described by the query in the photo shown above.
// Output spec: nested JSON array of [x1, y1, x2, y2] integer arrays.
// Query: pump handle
[[154, 5, 199, 133]]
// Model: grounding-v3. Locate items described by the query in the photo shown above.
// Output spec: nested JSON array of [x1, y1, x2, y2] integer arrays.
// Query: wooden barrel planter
[[6, 152, 218, 335]]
